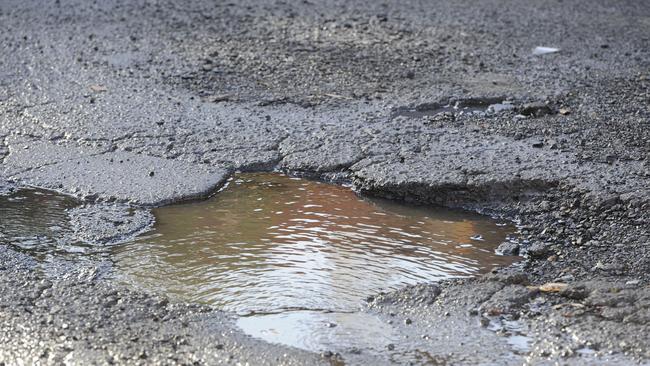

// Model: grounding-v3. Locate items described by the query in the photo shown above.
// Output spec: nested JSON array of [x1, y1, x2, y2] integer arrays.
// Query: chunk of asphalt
[[11, 143, 228, 206], [1, 136, 111, 177], [67, 203, 155, 245]]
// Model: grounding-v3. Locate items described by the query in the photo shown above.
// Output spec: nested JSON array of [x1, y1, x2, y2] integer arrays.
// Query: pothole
[[391, 98, 514, 119], [0, 173, 520, 355], [112, 172, 519, 352], [113, 173, 518, 313]]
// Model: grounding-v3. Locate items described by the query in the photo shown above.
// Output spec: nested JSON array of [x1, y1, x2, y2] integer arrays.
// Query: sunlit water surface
[[113, 173, 518, 314]]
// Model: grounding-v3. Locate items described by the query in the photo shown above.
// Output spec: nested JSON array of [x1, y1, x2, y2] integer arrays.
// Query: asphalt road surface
[[0, 0, 649, 364]]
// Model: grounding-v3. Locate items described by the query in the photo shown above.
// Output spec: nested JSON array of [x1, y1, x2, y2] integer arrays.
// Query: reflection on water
[[114, 173, 518, 314], [237, 310, 397, 354]]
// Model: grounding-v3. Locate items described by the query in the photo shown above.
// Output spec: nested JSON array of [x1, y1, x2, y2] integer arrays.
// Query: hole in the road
[[113, 173, 518, 312], [0, 174, 520, 354], [112, 172, 519, 353], [391, 98, 514, 119]]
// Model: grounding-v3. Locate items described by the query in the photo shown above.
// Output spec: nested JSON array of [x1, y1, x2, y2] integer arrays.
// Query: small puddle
[[487, 317, 533, 355], [237, 310, 397, 354], [0, 188, 79, 254]]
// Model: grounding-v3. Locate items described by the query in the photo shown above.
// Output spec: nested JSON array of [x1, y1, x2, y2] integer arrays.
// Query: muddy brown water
[[113, 173, 518, 314], [0, 174, 520, 354], [111, 173, 519, 353]]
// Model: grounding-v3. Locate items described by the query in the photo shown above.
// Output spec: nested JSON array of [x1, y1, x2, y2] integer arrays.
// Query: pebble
[[539, 282, 568, 293], [528, 242, 552, 258], [496, 241, 520, 256]]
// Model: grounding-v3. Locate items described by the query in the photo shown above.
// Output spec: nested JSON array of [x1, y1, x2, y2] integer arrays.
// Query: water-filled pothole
[[113, 173, 518, 314], [0, 174, 520, 355]]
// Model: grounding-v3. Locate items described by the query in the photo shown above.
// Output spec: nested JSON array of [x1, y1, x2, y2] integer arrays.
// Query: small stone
[[559, 107, 571, 115], [592, 261, 606, 271], [325, 322, 337, 328], [149, 171, 155, 177], [496, 241, 519, 256], [539, 282, 568, 293], [386, 344, 395, 351], [404, 318, 412, 325], [528, 242, 552, 258]]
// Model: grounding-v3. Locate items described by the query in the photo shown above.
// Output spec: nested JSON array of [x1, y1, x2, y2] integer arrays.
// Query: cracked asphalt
[[0, 0, 649, 364]]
